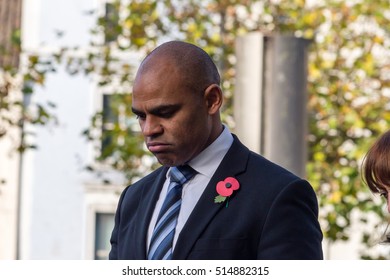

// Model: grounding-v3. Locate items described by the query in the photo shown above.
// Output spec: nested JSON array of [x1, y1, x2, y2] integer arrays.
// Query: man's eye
[[135, 114, 146, 120], [159, 111, 175, 118], [380, 192, 388, 199]]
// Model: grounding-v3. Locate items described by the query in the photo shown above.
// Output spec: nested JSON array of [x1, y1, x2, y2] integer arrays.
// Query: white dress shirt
[[146, 125, 234, 251]]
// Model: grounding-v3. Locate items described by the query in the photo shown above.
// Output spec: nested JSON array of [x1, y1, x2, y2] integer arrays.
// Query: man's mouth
[[147, 142, 170, 153]]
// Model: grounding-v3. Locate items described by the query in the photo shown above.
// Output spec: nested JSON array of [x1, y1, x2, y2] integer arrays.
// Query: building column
[[234, 32, 310, 178]]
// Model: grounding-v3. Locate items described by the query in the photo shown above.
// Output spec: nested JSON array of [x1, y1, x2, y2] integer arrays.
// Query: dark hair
[[362, 130, 390, 195]]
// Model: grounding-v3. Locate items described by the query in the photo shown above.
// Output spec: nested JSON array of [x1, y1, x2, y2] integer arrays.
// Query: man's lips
[[147, 142, 170, 153]]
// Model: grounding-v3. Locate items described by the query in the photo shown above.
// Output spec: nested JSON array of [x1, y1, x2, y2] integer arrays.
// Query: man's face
[[131, 61, 213, 166]]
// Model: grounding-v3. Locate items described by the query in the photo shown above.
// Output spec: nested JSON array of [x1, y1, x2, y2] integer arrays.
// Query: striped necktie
[[148, 165, 196, 260]]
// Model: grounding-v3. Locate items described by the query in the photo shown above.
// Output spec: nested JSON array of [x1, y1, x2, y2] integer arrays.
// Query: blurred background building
[[0, 0, 126, 260]]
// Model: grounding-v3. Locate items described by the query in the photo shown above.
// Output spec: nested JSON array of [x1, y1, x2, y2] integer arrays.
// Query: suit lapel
[[132, 166, 168, 259], [173, 136, 250, 259]]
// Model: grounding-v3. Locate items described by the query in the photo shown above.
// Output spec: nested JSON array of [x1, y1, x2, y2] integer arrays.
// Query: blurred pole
[[234, 32, 263, 154], [235, 32, 310, 178], [15, 90, 30, 260], [0, 0, 24, 259], [15, 112, 24, 260]]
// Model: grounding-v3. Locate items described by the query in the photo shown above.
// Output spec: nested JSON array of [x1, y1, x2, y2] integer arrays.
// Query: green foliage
[[0, 30, 57, 153], [304, 0, 390, 258]]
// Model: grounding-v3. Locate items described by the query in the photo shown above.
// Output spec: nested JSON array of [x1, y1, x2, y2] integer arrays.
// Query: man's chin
[[155, 156, 175, 167], [155, 154, 183, 167]]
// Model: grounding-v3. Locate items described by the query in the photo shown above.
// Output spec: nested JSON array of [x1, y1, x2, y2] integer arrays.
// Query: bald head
[[131, 41, 224, 166], [136, 41, 220, 93]]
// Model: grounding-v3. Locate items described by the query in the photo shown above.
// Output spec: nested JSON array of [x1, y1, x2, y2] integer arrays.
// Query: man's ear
[[204, 84, 223, 115]]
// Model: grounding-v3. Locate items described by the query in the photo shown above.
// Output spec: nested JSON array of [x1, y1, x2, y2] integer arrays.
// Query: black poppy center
[[225, 182, 232, 188]]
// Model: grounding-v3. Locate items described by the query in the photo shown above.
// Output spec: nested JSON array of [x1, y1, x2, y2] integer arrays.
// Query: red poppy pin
[[214, 177, 240, 206]]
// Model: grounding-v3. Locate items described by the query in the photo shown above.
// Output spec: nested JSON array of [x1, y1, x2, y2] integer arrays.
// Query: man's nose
[[141, 116, 163, 137]]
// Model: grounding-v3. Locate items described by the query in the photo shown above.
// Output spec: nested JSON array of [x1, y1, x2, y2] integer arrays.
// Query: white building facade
[[0, 0, 127, 260]]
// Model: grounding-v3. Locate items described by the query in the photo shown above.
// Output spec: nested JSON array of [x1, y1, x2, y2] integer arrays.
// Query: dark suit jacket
[[109, 135, 323, 259]]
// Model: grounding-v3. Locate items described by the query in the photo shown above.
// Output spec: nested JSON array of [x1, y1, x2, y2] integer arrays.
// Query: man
[[109, 41, 323, 260]]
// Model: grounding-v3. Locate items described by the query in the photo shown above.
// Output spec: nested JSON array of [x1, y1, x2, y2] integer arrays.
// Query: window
[[94, 212, 115, 260], [83, 186, 123, 260], [104, 2, 120, 43], [100, 93, 139, 159], [101, 93, 118, 152]]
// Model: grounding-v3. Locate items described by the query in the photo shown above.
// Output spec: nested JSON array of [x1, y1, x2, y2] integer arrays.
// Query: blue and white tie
[[148, 165, 196, 260]]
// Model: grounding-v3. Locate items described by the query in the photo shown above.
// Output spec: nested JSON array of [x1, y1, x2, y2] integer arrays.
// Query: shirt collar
[[187, 125, 234, 178]]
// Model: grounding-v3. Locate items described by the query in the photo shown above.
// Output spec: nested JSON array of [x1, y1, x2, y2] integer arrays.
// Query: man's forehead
[[139, 54, 177, 75], [132, 95, 179, 109], [134, 60, 180, 90]]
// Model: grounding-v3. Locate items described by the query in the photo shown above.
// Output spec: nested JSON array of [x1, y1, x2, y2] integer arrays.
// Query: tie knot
[[169, 165, 197, 185]]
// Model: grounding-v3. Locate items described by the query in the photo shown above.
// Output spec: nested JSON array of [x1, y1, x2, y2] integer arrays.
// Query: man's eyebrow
[[132, 104, 181, 115], [149, 104, 181, 115], [131, 107, 143, 115]]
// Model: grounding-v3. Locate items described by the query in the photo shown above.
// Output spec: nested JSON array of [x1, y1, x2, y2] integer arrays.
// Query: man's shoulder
[[234, 145, 303, 191], [232, 134, 297, 171], [225, 137, 301, 193]]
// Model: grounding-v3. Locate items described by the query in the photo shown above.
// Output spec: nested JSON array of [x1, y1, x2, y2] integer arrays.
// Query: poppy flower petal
[[224, 177, 240, 190], [216, 181, 233, 197]]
